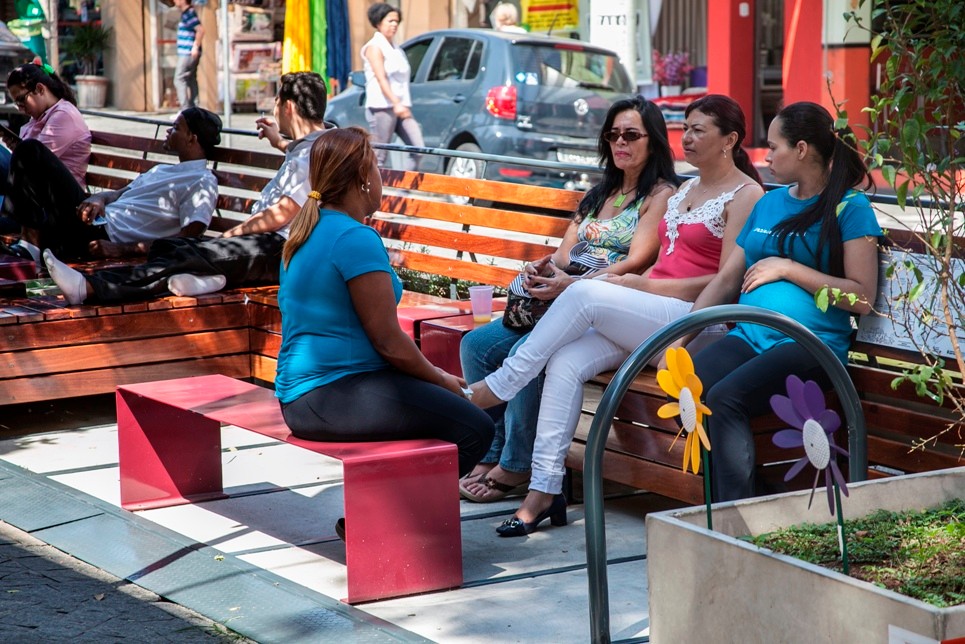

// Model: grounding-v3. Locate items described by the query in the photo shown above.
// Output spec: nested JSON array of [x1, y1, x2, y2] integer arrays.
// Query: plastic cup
[[468, 285, 494, 323]]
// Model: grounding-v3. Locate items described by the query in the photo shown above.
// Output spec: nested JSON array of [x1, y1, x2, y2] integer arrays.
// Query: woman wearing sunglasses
[[459, 96, 678, 503], [0, 63, 91, 253], [465, 95, 765, 537]]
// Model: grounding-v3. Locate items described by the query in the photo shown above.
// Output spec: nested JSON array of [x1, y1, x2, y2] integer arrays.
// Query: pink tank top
[[648, 178, 751, 280]]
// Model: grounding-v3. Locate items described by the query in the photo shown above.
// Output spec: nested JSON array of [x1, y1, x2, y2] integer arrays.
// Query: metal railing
[[79, 109, 948, 212]]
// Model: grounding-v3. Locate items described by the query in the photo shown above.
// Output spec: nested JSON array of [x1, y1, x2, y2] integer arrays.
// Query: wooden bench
[[116, 373, 461, 604]]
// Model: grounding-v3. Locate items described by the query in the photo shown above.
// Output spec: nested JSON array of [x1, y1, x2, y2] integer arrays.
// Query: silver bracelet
[[461, 386, 473, 400]]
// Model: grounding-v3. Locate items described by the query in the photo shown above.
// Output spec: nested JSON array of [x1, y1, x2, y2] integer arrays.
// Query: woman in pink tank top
[[466, 95, 765, 537]]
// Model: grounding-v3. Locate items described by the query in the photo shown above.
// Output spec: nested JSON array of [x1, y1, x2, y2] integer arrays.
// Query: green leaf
[[814, 287, 830, 312], [902, 119, 922, 144], [908, 280, 926, 302], [896, 180, 909, 209], [881, 164, 897, 187]]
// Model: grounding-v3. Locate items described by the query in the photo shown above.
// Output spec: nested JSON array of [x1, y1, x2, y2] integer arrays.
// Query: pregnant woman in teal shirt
[[681, 101, 882, 501]]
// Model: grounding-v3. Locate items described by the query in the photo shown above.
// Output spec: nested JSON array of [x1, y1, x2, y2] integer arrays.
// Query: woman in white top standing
[[361, 3, 424, 171]]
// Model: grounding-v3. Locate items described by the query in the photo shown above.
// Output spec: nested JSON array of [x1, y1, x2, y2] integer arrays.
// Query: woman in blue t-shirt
[[275, 127, 494, 480], [680, 101, 882, 502]]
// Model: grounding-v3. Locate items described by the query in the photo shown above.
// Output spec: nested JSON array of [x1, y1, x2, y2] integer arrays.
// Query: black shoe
[[335, 517, 346, 542], [0, 241, 33, 260], [496, 494, 567, 537]]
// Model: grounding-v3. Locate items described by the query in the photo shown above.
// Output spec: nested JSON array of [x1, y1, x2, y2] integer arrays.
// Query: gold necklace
[[613, 185, 635, 208]]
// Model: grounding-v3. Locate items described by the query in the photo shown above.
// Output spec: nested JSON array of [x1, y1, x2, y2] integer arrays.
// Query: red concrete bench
[[116, 374, 462, 604]]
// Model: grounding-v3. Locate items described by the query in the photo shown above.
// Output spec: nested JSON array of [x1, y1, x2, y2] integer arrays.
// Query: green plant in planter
[[835, 1, 964, 450], [745, 499, 965, 607], [63, 23, 113, 76]]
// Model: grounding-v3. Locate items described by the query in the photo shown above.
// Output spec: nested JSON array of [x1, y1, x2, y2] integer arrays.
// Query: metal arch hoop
[[583, 304, 867, 644]]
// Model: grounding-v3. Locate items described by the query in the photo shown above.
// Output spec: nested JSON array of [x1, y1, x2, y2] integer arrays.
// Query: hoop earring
[[361, 182, 370, 194]]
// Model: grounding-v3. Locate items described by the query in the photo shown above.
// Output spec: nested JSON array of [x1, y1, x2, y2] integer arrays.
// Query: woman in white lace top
[[466, 95, 765, 537]]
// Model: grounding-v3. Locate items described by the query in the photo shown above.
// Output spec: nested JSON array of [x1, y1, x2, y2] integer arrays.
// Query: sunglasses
[[603, 129, 647, 143]]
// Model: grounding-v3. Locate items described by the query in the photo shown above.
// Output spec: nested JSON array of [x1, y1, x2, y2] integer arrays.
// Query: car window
[[515, 44, 633, 93], [426, 37, 480, 82], [404, 39, 432, 82]]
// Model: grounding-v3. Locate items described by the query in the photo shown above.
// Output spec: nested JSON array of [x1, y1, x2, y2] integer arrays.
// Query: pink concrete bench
[[116, 374, 461, 604]]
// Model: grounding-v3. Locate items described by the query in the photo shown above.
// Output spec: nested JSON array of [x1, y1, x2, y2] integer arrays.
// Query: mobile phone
[[0, 122, 20, 143]]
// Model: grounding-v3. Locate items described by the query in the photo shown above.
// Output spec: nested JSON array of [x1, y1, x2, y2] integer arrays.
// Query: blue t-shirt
[[275, 209, 403, 403], [176, 7, 201, 56], [730, 186, 882, 362]]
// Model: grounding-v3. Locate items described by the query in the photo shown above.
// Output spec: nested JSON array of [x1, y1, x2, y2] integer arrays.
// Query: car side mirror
[[349, 70, 365, 88]]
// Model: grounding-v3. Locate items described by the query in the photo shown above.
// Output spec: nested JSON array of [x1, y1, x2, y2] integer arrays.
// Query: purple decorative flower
[[771, 375, 850, 515]]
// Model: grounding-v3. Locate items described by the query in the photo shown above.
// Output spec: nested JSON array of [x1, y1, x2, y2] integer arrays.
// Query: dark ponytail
[[685, 94, 763, 186], [7, 63, 77, 106], [771, 102, 872, 277]]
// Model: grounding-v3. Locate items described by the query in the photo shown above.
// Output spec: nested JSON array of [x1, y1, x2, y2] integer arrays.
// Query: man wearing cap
[[10, 106, 222, 260], [43, 72, 330, 305]]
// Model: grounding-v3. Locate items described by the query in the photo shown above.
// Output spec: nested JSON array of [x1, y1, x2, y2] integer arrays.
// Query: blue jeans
[[460, 320, 541, 474]]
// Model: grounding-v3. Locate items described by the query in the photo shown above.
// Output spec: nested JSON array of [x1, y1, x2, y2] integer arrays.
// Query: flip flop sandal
[[459, 474, 530, 503]]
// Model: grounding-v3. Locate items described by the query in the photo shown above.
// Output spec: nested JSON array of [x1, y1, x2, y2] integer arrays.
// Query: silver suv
[[325, 28, 634, 189]]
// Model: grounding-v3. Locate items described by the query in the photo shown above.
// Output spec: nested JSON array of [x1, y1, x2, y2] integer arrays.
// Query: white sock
[[43, 249, 88, 305], [168, 273, 227, 297], [17, 240, 40, 262]]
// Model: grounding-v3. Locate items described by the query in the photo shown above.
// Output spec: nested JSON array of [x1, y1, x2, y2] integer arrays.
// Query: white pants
[[485, 279, 726, 494]]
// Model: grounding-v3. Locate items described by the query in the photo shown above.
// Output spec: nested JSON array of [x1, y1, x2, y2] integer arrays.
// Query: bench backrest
[[89, 128, 581, 288], [372, 170, 579, 286]]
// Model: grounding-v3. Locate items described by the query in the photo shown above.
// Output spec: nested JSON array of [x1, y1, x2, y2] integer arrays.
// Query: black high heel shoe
[[496, 494, 567, 537]]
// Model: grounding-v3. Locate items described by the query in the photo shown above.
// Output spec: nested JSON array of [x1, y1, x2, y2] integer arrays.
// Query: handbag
[[502, 242, 606, 331]]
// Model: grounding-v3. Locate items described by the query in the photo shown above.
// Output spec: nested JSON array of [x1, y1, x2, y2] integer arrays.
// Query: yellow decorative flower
[[656, 347, 712, 474]]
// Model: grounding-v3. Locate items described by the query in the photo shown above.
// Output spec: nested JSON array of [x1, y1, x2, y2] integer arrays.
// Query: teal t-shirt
[[275, 209, 403, 403], [730, 187, 882, 362]]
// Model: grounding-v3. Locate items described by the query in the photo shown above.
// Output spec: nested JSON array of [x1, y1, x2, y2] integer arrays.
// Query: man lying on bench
[[11, 107, 222, 262], [43, 72, 328, 305]]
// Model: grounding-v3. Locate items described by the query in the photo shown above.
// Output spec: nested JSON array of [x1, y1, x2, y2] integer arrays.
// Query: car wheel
[[446, 142, 485, 205]]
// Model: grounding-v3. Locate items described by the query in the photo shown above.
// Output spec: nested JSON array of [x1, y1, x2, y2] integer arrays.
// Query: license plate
[[556, 148, 598, 165]]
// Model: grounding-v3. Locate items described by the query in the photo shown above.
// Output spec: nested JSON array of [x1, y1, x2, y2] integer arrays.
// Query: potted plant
[[652, 49, 692, 97], [63, 23, 113, 108]]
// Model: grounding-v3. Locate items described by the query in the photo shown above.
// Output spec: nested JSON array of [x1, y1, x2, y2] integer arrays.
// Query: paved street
[[0, 520, 251, 643]]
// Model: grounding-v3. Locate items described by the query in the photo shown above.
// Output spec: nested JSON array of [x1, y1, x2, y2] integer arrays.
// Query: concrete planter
[[75, 75, 109, 109], [647, 467, 965, 643]]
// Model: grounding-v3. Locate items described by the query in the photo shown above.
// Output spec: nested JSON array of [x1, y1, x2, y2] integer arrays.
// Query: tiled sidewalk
[[0, 393, 676, 643]]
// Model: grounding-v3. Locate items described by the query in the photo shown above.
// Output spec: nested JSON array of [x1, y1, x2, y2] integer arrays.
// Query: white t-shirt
[[250, 130, 324, 240], [361, 32, 412, 109], [105, 159, 217, 244]]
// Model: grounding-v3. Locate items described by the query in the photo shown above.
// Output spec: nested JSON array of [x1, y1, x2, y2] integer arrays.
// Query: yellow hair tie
[[308, 190, 321, 200]]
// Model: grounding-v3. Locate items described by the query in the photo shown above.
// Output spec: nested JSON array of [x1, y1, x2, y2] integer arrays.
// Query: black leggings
[[5, 139, 96, 258], [280, 369, 495, 477], [692, 335, 830, 502]]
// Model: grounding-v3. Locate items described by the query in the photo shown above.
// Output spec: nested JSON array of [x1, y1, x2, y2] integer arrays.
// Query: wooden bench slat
[[91, 131, 169, 154], [0, 305, 248, 351], [389, 249, 519, 285], [0, 329, 249, 379], [377, 195, 572, 237], [0, 356, 251, 406], [382, 169, 584, 211], [372, 220, 554, 261]]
